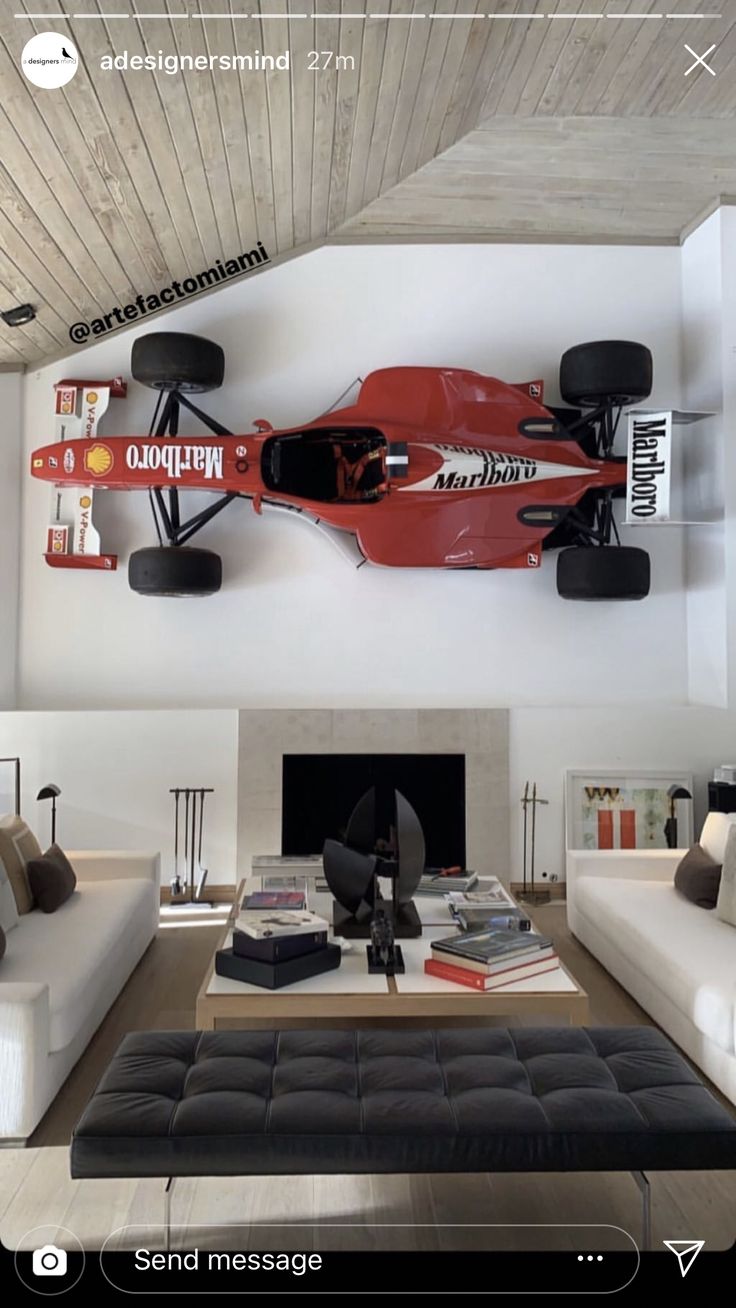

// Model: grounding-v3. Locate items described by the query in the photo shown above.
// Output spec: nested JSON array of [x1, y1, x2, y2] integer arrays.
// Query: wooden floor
[[2, 906, 734, 1252]]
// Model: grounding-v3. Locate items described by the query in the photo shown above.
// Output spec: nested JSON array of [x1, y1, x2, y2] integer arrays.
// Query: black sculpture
[[322, 785, 425, 939]]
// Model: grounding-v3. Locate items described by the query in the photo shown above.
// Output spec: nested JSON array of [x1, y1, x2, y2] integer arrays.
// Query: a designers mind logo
[[126, 444, 224, 481], [21, 32, 78, 89]]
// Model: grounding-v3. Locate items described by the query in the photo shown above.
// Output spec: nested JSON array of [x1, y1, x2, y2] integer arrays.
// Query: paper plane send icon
[[663, 1240, 705, 1277]]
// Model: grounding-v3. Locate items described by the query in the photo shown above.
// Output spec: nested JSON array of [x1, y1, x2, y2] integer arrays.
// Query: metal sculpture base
[[333, 899, 422, 939], [366, 943, 405, 975]]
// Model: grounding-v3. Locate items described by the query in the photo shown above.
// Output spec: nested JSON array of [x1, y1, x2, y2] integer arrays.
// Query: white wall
[[719, 208, 736, 706], [509, 704, 736, 886], [0, 710, 238, 887], [0, 369, 23, 709], [18, 242, 688, 710], [680, 210, 728, 705]]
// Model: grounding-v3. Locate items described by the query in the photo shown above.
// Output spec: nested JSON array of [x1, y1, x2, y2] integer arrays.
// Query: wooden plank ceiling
[[1, 1, 734, 366], [336, 117, 736, 243]]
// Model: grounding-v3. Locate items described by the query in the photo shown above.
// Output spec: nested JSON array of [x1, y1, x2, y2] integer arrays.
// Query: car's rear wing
[[40, 376, 127, 570]]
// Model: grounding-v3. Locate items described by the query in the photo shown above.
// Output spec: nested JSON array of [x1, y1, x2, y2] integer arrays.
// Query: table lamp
[[664, 785, 692, 849], [37, 784, 61, 844]]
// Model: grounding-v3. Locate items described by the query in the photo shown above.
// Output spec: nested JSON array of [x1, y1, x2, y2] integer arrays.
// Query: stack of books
[[424, 926, 558, 991], [216, 903, 339, 989], [443, 880, 532, 932], [448, 901, 531, 933], [241, 889, 306, 911], [445, 878, 515, 911], [419, 870, 478, 895]]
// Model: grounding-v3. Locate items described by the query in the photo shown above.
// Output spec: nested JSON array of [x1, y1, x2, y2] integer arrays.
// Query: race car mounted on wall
[[31, 332, 655, 600]]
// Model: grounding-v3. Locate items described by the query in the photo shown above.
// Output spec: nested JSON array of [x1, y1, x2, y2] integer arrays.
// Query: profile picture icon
[[21, 32, 79, 89], [32, 1244, 67, 1277]]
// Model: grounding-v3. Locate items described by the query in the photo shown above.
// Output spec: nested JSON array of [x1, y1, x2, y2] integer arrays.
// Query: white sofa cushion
[[0, 877, 155, 1051], [0, 861, 19, 933], [575, 875, 736, 1054], [0, 815, 42, 916], [700, 811, 736, 864], [716, 825, 736, 928]]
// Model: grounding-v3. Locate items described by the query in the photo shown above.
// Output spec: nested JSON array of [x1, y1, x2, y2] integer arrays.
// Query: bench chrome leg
[[631, 1170, 651, 1250], [164, 1177, 175, 1252]]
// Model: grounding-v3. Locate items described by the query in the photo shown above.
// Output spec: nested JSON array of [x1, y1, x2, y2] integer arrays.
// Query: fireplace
[[281, 753, 466, 869], [237, 710, 508, 886]]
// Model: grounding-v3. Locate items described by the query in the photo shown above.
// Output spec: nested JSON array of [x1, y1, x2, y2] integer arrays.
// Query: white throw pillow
[[700, 811, 736, 864], [0, 860, 19, 933], [716, 823, 736, 927]]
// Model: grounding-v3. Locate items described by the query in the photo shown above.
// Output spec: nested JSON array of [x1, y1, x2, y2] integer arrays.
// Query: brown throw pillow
[[26, 844, 77, 914], [674, 843, 722, 910]]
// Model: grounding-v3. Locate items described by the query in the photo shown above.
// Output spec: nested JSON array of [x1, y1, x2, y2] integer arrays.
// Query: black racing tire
[[556, 546, 650, 601], [559, 340, 652, 408], [131, 332, 225, 392], [128, 546, 222, 597]]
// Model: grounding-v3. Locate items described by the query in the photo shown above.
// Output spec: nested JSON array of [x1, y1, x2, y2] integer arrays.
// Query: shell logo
[[86, 391, 99, 404], [79, 495, 92, 508], [84, 444, 113, 476]]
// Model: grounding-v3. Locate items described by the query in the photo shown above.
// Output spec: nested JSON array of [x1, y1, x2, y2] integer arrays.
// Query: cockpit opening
[[261, 428, 387, 504]]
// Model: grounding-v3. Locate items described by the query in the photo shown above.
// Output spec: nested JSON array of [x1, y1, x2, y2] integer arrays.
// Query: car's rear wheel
[[128, 546, 222, 597], [560, 340, 652, 408], [131, 332, 225, 392], [556, 545, 650, 601]]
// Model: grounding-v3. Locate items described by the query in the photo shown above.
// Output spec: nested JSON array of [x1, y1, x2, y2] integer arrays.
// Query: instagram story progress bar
[[11, 9, 728, 21]]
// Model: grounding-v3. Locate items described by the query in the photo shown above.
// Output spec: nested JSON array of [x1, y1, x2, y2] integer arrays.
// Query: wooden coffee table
[[195, 880, 589, 1030]]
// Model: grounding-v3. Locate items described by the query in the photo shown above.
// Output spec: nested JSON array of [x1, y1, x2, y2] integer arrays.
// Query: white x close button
[[684, 44, 717, 77]]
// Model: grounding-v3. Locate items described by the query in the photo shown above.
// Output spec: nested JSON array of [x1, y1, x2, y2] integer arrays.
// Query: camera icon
[[32, 1245, 67, 1277]]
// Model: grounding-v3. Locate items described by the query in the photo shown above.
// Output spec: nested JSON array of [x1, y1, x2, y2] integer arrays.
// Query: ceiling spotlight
[[1, 303, 36, 327]]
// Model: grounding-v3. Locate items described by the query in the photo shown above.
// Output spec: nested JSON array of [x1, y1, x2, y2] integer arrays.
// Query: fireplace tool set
[[169, 787, 214, 909], [519, 780, 550, 905]]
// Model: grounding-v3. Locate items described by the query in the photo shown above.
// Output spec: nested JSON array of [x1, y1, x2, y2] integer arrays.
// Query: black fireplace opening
[[281, 754, 466, 869]]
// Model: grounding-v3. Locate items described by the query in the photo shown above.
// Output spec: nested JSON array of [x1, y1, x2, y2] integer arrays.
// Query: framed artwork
[[565, 770, 694, 852], [0, 757, 21, 819]]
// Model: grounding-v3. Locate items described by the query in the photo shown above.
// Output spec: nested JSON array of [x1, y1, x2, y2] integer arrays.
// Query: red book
[[424, 956, 559, 992], [597, 809, 614, 849], [430, 942, 557, 975], [620, 809, 636, 849]]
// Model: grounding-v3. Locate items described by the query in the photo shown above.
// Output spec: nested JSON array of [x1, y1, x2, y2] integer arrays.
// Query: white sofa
[[567, 812, 736, 1107], [0, 850, 160, 1143]]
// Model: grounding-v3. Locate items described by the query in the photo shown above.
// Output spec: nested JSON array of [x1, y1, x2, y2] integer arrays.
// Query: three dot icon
[[578, 1255, 604, 1262]]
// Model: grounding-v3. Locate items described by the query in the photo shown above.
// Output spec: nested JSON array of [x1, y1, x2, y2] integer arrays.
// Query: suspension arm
[[174, 390, 234, 437], [174, 492, 241, 546], [146, 387, 237, 545]]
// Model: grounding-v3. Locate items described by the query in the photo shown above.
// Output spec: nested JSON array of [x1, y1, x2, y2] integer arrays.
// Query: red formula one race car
[[31, 332, 654, 600]]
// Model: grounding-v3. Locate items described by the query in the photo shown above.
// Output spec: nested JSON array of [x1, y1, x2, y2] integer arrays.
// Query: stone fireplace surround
[[237, 710, 509, 884]]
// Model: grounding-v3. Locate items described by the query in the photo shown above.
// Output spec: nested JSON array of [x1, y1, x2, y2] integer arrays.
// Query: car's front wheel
[[128, 546, 222, 597], [131, 332, 225, 392], [556, 545, 650, 601]]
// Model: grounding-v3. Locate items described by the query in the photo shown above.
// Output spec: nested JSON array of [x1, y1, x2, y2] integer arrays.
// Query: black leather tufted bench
[[71, 1026, 736, 1249]]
